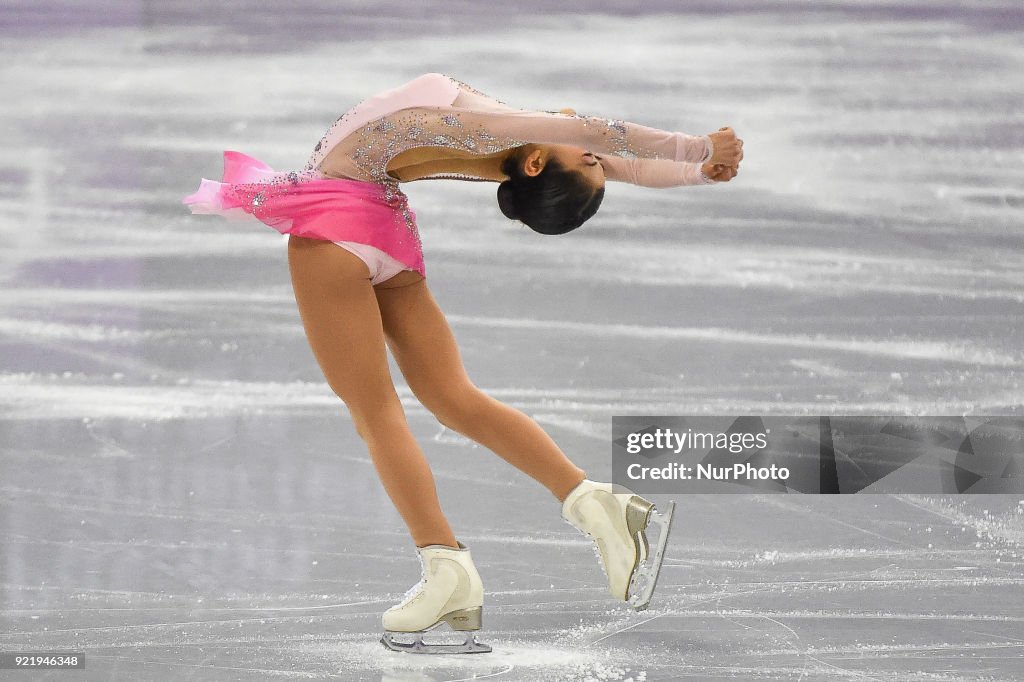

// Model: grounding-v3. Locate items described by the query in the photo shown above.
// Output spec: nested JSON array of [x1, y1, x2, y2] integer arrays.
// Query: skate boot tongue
[[561, 479, 613, 525]]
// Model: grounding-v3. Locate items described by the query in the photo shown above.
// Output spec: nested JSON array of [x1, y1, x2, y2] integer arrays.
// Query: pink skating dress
[[183, 73, 717, 285]]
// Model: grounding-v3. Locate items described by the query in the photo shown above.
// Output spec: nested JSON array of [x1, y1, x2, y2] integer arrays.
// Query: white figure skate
[[380, 540, 492, 654], [561, 479, 675, 611]]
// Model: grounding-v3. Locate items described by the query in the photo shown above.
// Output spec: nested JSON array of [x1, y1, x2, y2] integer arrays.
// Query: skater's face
[[521, 144, 607, 192]]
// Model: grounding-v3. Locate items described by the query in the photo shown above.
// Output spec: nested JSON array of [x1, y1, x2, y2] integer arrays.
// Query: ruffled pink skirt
[[182, 151, 424, 277]]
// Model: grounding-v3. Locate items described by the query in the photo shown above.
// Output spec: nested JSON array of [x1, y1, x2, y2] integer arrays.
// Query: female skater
[[183, 73, 743, 654]]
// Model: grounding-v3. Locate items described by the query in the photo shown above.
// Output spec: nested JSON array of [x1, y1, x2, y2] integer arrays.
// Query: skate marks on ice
[[628, 495, 1023, 680]]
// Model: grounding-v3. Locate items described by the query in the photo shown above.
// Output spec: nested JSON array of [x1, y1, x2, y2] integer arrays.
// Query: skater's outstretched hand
[[702, 162, 738, 182], [707, 126, 744, 167]]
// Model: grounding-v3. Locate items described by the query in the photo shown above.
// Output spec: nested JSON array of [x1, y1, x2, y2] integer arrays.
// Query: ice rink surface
[[2, 1, 1023, 679]]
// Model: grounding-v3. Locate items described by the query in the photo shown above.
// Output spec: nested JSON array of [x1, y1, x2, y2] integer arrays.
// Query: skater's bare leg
[[287, 236, 458, 549], [375, 280, 587, 503]]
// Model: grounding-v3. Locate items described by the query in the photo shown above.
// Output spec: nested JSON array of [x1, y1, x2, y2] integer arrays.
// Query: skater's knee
[[429, 384, 491, 433], [348, 399, 409, 443]]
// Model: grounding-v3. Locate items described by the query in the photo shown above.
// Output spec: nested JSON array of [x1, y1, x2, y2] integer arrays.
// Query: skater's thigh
[[374, 278, 475, 413], [287, 236, 402, 428]]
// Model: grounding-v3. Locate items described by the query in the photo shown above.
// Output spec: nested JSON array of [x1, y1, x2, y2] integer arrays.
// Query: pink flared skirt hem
[[182, 151, 425, 277]]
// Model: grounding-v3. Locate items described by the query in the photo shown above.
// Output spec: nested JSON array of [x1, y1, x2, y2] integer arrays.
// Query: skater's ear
[[520, 148, 546, 178]]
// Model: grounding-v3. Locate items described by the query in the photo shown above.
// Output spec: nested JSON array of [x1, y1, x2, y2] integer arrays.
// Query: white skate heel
[[380, 540, 492, 654], [561, 479, 675, 611]]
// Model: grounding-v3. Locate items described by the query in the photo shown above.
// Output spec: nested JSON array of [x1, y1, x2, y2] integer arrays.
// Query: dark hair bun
[[496, 154, 604, 234], [496, 181, 519, 221]]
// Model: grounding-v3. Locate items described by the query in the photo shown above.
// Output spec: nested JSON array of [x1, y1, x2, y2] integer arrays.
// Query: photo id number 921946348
[[0, 653, 86, 669]]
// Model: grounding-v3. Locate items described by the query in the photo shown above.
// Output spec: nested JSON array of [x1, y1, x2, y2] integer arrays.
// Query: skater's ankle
[[415, 539, 461, 550], [554, 472, 588, 503], [415, 540, 464, 548]]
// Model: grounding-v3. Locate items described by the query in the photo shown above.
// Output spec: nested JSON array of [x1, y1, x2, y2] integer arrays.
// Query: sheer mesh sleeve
[[599, 155, 715, 187], [334, 105, 713, 185], [319, 74, 712, 182], [442, 77, 713, 163]]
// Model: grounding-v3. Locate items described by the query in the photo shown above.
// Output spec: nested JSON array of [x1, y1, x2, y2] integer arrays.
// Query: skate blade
[[627, 500, 675, 611], [380, 630, 492, 654]]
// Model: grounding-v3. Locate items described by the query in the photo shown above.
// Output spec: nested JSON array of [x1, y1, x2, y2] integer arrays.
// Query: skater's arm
[[388, 105, 714, 164], [436, 106, 708, 161], [380, 105, 743, 171], [441, 88, 744, 169]]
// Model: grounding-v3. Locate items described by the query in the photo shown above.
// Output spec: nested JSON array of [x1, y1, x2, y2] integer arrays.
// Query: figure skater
[[183, 73, 743, 655]]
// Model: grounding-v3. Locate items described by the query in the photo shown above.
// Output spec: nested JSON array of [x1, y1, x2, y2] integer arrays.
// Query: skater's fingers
[[710, 167, 731, 182], [716, 166, 737, 182], [708, 129, 741, 166]]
